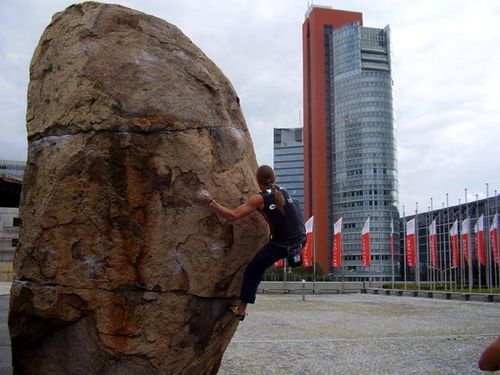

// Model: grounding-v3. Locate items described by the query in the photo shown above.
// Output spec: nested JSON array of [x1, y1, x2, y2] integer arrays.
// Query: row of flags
[[447, 214, 498, 267], [275, 213, 500, 270], [405, 214, 500, 269]]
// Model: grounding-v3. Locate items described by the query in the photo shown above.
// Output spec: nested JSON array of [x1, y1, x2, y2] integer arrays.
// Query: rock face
[[9, 2, 268, 374]]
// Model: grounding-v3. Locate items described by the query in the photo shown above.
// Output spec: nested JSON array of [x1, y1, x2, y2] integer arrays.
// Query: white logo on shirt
[[269, 204, 276, 210]]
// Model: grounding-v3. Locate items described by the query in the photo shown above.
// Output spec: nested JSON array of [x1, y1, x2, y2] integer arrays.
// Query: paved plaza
[[219, 294, 499, 375], [1, 283, 11, 375], [2, 282, 499, 374]]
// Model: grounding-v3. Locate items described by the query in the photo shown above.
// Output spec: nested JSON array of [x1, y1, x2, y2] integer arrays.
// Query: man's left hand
[[197, 189, 213, 205]]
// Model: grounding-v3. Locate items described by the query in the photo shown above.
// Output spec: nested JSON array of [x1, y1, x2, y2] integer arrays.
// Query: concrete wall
[[0, 207, 18, 263], [0, 262, 12, 282]]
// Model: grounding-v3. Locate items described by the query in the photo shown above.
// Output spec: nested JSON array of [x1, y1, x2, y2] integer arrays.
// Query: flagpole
[[340, 235, 344, 291], [416, 201, 420, 291], [391, 217, 395, 290], [403, 205, 407, 290], [437, 203, 443, 290], [466, 188, 473, 293], [458, 198, 464, 290], [341, 238, 345, 292], [367, 216, 372, 287], [370, 216, 372, 287], [427, 202, 432, 290], [283, 257, 287, 291], [486, 183, 492, 293], [476, 194, 482, 291], [439, 203, 445, 291], [434, 206, 437, 290], [313, 226, 316, 294], [493, 189, 500, 288], [336, 216, 345, 292], [446, 193, 454, 290]]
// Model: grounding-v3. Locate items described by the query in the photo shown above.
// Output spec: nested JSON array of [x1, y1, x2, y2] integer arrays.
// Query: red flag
[[429, 219, 438, 268], [474, 215, 486, 266], [302, 216, 314, 267], [332, 217, 343, 267], [450, 220, 460, 268], [406, 218, 416, 267], [274, 258, 284, 267], [491, 214, 499, 266], [390, 218, 395, 267], [462, 218, 470, 264], [361, 217, 371, 267]]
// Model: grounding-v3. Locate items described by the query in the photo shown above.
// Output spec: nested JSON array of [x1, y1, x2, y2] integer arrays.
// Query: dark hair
[[256, 165, 285, 215]]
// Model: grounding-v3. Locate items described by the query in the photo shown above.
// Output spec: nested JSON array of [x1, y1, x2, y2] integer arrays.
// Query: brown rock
[[9, 2, 268, 374]]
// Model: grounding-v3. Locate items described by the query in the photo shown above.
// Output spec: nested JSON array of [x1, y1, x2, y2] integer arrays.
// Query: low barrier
[[363, 288, 500, 303], [259, 281, 370, 295], [257, 282, 500, 303]]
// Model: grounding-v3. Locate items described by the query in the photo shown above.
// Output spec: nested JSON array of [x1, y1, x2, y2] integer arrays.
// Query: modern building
[[0, 176, 22, 282], [399, 194, 500, 288], [0, 159, 25, 180], [303, 6, 399, 277], [0, 160, 24, 280], [273, 127, 304, 212], [0, 205, 20, 262]]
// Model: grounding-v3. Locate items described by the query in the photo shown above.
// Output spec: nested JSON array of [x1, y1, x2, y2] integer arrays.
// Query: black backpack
[[286, 199, 306, 268]]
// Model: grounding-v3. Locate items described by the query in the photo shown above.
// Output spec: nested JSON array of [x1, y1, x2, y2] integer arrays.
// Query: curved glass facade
[[329, 24, 399, 280]]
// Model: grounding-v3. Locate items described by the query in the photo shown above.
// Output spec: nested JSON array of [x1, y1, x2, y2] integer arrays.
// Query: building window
[[11, 238, 19, 247], [274, 130, 281, 145], [295, 128, 303, 143], [13, 217, 21, 227]]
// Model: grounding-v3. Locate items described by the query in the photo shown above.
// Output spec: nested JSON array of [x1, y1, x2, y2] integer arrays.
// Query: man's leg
[[237, 242, 286, 314]]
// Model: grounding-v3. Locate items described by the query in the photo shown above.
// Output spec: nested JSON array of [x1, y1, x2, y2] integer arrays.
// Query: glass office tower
[[330, 24, 399, 280], [303, 6, 399, 278], [273, 128, 304, 213]]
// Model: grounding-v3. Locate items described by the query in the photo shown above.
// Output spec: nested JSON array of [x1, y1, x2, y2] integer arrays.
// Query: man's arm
[[198, 189, 264, 223]]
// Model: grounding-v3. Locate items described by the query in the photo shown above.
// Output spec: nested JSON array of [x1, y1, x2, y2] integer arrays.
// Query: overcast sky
[[1, 0, 500, 214]]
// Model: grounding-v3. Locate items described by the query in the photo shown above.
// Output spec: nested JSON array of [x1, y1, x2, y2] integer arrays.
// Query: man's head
[[256, 165, 275, 191]]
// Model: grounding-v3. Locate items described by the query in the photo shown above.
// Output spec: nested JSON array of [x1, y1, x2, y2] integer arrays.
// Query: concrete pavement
[[0, 281, 11, 296], [1, 282, 11, 375], [2, 282, 499, 374], [219, 294, 500, 374]]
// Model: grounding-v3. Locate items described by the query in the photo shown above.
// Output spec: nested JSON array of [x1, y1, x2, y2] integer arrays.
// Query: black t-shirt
[[259, 186, 305, 245]]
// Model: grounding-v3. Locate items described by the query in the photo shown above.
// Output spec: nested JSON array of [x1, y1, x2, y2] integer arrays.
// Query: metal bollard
[[302, 279, 306, 301]]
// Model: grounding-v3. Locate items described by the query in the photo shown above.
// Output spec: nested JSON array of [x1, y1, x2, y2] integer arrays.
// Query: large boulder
[[9, 2, 268, 374]]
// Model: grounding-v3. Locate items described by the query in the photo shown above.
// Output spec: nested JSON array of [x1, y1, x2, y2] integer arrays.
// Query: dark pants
[[239, 241, 288, 304]]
